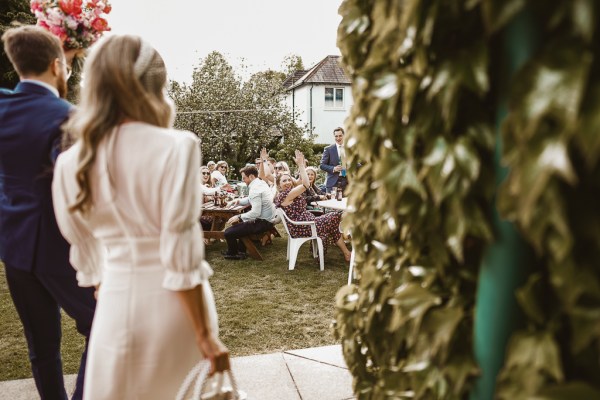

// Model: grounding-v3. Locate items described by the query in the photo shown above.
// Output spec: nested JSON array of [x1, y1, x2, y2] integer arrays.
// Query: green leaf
[[481, 0, 526, 33], [507, 44, 592, 141], [570, 0, 595, 43], [423, 137, 449, 166], [569, 307, 600, 354], [531, 382, 600, 400], [453, 138, 481, 182], [515, 273, 546, 325], [421, 306, 464, 358], [443, 355, 480, 395], [504, 331, 564, 382], [576, 81, 600, 168], [388, 283, 442, 335]]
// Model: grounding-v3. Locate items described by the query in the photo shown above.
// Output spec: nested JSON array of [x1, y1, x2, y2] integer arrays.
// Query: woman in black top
[[302, 167, 329, 212]]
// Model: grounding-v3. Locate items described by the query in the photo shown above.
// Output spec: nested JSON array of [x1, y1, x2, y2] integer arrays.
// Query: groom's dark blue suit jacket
[[0, 81, 73, 274], [319, 143, 342, 189]]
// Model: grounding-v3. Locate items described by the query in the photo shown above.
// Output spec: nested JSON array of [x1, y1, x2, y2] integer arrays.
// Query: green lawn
[[0, 231, 349, 381]]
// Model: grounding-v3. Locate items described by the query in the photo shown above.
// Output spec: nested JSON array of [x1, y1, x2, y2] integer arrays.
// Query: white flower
[[46, 8, 63, 26], [66, 16, 78, 30]]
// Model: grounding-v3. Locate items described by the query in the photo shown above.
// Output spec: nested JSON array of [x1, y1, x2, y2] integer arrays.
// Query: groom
[[320, 126, 348, 193], [0, 26, 95, 400]]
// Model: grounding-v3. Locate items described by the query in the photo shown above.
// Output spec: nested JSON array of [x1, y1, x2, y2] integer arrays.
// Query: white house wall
[[285, 84, 353, 145], [285, 86, 310, 128], [311, 84, 353, 144]]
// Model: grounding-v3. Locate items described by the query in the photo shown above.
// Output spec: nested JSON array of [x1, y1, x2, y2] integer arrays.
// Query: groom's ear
[[50, 58, 61, 77]]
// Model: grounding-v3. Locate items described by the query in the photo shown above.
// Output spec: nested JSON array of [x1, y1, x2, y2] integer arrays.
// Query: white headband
[[133, 40, 155, 78]]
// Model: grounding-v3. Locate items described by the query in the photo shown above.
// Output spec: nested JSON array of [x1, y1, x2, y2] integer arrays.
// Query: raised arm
[[295, 150, 310, 188], [259, 147, 275, 184], [280, 150, 309, 206]]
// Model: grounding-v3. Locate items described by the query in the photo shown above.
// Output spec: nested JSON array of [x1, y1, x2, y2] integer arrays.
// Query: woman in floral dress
[[274, 151, 352, 262]]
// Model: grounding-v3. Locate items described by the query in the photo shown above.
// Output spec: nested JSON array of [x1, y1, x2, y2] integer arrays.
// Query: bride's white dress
[[52, 122, 217, 400]]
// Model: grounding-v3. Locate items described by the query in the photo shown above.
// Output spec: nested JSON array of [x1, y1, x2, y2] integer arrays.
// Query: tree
[[281, 54, 304, 77], [0, 0, 35, 89], [170, 51, 315, 175]]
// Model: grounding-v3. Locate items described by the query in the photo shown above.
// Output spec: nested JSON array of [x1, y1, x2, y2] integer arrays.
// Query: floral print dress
[[275, 188, 342, 247]]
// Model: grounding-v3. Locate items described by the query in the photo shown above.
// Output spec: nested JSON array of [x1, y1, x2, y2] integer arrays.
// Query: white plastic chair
[[276, 208, 324, 271]]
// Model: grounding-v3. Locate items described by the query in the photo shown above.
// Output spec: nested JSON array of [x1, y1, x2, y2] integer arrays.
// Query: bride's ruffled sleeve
[[160, 133, 213, 291], [52, 155, 103, 287]]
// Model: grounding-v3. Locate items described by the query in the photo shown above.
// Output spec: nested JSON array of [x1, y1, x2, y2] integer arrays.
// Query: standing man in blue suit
[[0, 26, 95, 400], [320, 127, 348, 193]]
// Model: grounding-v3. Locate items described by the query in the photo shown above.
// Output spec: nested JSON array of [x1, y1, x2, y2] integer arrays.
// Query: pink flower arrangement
[[30, 0, 112, 49]]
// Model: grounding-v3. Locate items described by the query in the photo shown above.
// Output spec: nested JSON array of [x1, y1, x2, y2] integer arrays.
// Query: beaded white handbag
[[175, 361, 247, 400]]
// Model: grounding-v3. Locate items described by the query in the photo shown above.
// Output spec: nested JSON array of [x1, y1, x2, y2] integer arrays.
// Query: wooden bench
[[249, 226, 281, 247]]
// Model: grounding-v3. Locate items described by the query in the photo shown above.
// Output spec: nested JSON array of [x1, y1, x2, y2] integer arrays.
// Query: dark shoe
[[224, 253, 247, 260], [221, 250, 247, 257]]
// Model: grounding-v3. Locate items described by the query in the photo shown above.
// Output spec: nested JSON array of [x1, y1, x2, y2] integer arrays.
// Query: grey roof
[[283, 70, 307, 89], [284, 55, 351, 90]]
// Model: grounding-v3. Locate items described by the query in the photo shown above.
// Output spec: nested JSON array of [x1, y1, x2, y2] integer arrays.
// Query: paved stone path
[[0, 345, 355, 400]]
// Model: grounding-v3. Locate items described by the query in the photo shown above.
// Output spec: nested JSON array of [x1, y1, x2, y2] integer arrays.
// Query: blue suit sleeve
[[320, 147, 335, 173], [51, 137, 62, 164]]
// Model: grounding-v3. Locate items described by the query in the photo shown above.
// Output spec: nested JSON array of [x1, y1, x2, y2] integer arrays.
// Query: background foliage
[[1, 0, 82, 102], [0, 0, 35, 89], [334, 0, 600, 399], [169, 51, 318, 175]]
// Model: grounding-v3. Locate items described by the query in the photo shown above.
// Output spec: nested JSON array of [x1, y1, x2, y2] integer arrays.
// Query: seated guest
[[222, 165, 276, 260], [200, 166, 221, 232], [258, 148, 276, 184], [207, 160, 216, 173], [211, 160, 232, 191], [201, 166, 221, 198], [259, 148, 300, 190], [302, 167, 328, 212], [274, 151, 351, 262]]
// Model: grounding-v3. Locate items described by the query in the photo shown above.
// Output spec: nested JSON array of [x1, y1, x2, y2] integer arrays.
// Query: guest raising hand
[[274, 150, 352, 262]]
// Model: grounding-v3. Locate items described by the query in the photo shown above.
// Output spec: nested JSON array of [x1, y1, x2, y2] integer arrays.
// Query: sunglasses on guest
[[201, 172, 210, 176], [275, 165, 284, 170]]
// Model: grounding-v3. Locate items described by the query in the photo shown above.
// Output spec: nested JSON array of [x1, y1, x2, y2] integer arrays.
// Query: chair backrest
[[276, 208, 318, 238], [276, 208, 293, 236]]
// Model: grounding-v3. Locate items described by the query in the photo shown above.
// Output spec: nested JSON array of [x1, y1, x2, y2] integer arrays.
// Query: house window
[[325, 87, 344, 109]]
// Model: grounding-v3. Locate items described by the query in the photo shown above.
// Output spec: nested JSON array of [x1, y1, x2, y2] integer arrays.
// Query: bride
[[52, 35, 229, 399]]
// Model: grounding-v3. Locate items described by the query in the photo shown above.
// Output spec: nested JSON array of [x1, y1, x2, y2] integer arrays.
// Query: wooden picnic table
[[201, 202, 265, 260]]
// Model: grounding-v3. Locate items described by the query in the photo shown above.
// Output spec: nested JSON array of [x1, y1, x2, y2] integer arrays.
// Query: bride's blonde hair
[[66, 35, 173, 214]]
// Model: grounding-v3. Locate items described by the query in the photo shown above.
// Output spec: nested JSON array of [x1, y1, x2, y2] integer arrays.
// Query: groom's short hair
[[240, 165, 258, 178], [2, 25, 64, 77]]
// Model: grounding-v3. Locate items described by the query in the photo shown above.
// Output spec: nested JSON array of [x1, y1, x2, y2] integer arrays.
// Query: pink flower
[[58, 0, 82, 17], [49, 24, 68, 42], [33, 0, 111, 50], [37, 20, 50, 29], [91, 17, 109, 32], [30, 0, 43, 12]]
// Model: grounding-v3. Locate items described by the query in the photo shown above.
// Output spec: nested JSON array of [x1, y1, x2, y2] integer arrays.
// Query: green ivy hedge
[[333, 1, 600, 399]]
